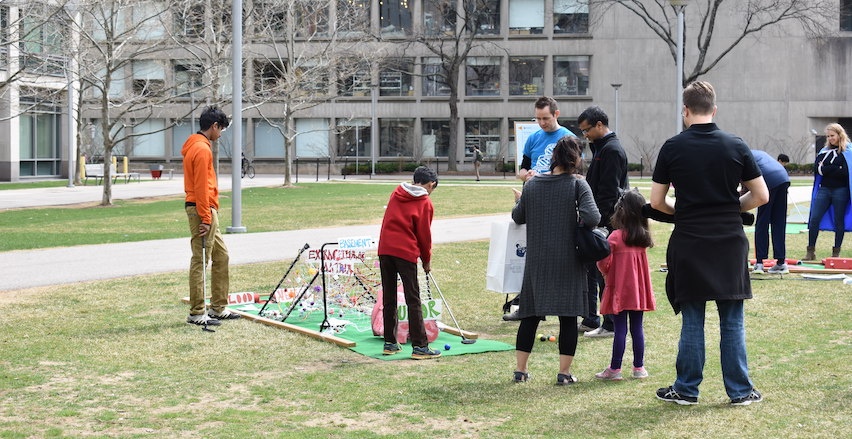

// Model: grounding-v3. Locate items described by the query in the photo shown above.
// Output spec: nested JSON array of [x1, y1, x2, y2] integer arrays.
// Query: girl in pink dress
[[595, 190, 656, 380]]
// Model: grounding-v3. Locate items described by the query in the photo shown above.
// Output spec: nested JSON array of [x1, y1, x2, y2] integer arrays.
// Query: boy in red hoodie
[[378, 166, 441, 359]]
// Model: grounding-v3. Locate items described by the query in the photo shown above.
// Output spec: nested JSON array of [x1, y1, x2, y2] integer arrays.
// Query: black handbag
[[574, 180, 611, 262]]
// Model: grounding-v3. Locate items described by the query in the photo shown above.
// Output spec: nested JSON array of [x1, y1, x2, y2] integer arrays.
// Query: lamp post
[[670, 0, 688, 134], [227, 0, 246, 233], [611, 83, 622, 134]]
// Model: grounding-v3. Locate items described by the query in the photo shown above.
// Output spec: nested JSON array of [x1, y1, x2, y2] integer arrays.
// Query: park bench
[[84, 164, 140, 185]]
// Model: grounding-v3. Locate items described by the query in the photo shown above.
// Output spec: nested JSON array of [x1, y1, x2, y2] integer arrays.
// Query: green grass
[[0, 177, 849, 437], [0, 180, 69, 190], [0, 233, 848, 437], [0, 181, 521, 251]]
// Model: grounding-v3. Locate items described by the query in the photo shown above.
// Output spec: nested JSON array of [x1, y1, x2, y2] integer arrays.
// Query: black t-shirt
[[653, 123, 761, 222]]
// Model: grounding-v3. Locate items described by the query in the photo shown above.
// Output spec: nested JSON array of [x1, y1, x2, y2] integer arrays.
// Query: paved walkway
[[0, 175, 814, 291], [0, 175, 509, 291]]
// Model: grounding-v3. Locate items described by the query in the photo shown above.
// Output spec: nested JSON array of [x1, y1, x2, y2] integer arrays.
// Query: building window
[[20, 5, 66, 77], [509, 0, 543, 35], [254, 119, 286, 158], [131, 119, 166, 157], [337, 119, 372, 157], [422, 119, 450, 157], [172, 121, 192, 157], [380, 118, 414, 156], [132, 60, 166, 97], [0, 6, 8, 69], [423, 0, 456, 36], [465, 118, 500, 158], [423, 57, 451, 96], [380, 58, 414, 96], [295, 118, 330, 158], [174, 63, 203, 98], [553, 55, 589, 96], [842, 0, 852, 31], [133, 2, 165, 39], [297, 2, 329, 37], [19, 92, 61, 177], [467, 0, 500, 35], [338, 61, 371, 97], [466, 56, 500, 96], [509, 56, 544, 96], [254, 60, 286, 93], [174, 3, 205, 38], [338, 0, 371, 36], [380, 0, 412, 37], [554, 0, 589, 34]]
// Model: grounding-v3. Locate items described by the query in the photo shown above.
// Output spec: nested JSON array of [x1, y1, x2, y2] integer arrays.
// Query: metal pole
[[611, 83, 622, 135], [675, 5, 685, 134], [227, 0, 246, 233], [371, 83, 377, 176]]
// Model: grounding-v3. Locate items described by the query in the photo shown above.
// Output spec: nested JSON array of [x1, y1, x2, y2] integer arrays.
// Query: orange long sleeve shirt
[[182, 133, 219, 224]]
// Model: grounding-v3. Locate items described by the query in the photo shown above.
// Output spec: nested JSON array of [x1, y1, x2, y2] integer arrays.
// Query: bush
[[495, 161, 516, 172], [627, 163, 644, 172], [340, 161, 421, 175]]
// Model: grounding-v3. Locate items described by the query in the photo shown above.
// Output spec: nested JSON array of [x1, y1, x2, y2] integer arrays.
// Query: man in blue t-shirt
[[749, 149, 791, 274], [504, 97, 576, 321], [517, 96, 575, 182]]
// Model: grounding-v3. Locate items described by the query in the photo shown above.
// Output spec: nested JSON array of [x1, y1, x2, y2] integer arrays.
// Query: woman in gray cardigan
[[511, 136, 601, 385]]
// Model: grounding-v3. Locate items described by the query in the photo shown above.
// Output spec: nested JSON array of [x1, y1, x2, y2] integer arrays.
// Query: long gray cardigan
[[511, 174, 601, 318]]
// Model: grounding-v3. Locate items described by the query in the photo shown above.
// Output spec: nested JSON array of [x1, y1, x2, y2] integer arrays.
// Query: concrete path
[[0, 175, 814, 291]]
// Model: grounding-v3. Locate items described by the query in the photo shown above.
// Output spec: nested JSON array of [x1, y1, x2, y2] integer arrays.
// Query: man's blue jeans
[[808, 185, 849, 248], [754, 182, 789, 264], [673, 300, 754, 400]]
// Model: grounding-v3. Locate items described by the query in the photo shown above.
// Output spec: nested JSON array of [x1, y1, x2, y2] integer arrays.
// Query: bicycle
[[241, 155, 255, 179]]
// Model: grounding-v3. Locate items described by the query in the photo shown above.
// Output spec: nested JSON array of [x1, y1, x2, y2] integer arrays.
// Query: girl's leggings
[[610, 310, 645, 370]]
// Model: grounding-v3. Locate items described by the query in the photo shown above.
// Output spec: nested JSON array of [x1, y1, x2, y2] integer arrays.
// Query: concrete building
[[1, 0, 850, 181]]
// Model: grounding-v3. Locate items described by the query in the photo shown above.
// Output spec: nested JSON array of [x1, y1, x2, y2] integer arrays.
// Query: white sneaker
[[752, 263, 764, 274], [187, 313, 221, 326], [208, 308, 241, 320], [767, 263, 789, 274], [584, 327, 615, 338]]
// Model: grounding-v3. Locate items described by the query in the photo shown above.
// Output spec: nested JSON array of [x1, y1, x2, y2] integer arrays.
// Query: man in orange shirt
[[183, 106, 239, 326]]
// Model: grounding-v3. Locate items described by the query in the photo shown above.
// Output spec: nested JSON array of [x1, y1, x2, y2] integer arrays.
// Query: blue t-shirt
[[523, 127, 573, 174], [751, 149, 789, 190]]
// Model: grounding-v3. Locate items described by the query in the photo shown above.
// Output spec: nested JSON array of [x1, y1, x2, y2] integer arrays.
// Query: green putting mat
[[228, 301, 514, 360], [744, 222, 807, 234]]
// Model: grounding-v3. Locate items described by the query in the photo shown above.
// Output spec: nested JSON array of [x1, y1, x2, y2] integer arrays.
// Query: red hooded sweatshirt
[[377, 182, 434, 265]]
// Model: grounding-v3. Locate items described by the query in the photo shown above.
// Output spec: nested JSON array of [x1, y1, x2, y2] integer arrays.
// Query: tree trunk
[[283, 115, 294, 186], [101, 149, 113, 206]]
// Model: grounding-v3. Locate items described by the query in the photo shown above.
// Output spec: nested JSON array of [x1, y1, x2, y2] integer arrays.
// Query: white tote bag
[[485, 221, 527, 293]]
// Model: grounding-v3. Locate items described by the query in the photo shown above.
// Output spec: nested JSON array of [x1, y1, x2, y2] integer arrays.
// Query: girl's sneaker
[[632, 367, 649, 379], [594, 368, 623, 381]]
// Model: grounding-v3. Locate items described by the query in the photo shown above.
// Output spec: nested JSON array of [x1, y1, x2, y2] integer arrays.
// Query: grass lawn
[[0, 177, 848, 437]]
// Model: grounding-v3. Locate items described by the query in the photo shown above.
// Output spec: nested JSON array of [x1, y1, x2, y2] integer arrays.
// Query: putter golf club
[[200, 235, 214, 333], [428, 272, 476, 344]]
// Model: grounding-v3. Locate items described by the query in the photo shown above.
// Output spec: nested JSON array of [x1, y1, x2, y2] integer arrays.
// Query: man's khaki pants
[[186, 206, 230, 315]]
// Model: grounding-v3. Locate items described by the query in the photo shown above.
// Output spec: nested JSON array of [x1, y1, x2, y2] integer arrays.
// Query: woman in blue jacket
[[806, 123, 852, 260]]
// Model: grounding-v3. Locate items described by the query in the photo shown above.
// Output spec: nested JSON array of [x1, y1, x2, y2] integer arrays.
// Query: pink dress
[[597, 229, 656, 314]]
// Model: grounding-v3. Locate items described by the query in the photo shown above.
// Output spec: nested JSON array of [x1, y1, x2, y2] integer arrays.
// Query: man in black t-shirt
[[650, 81, 768, 406]]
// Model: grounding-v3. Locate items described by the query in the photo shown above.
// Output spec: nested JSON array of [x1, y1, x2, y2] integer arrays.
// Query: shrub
[[627, 163, 644, 172]]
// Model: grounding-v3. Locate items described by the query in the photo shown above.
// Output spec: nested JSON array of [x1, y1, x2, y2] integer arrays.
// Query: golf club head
[[461, 338, 476, 344], [202, 324, 215, 333]]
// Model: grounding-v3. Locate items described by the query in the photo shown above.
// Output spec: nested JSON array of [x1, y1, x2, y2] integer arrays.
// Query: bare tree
[[166, 0, 235, 175], [592, 0, 835, 86], [411, 0, 506, 171], [244, 0, 376, 186], [70, 0, 175, 205]]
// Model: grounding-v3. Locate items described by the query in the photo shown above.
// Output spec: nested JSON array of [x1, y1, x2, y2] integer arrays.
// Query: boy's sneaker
[[656, 386, 698, 405], [382, 342, 401, 355], [595, 367, 623, 381], [208, 308, 241, 320], [752, 263, 764, 274], [584, 327, 615, 338], [411, 345, 441, 360], [632, 367, 649, 379], [767, 263, 789, 274], [187, 313, 221, 326], [730, 389, 763, 406]]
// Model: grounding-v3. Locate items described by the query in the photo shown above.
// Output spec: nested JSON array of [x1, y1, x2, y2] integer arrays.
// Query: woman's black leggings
[[515, 315, 578, 356]]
